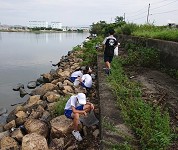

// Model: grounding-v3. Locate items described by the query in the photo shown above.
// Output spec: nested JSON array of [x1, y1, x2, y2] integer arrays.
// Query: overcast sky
[[0, 0, 178, 26]]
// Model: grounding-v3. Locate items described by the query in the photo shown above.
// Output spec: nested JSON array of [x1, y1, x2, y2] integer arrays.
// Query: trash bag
[[79, 110, 99, 127], [74, 79, 80, 87], [114, 46, 118, 56]]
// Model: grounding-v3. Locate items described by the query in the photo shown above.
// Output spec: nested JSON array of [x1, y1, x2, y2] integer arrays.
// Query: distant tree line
[[89, 16, 178, 42]]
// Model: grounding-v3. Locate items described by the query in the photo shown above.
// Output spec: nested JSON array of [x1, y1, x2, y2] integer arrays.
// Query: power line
[[124, 0, 178, 24], [151, 0, 178, 10], [151, 0, 173, 5], [129, 15, 147, 22], [126, 6, 148, 15], [126, 10, 148, 19], [125, 0, 176, 17], [151, 9, 178, 15]]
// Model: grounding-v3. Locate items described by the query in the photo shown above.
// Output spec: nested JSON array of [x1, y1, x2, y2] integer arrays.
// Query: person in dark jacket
[[102, 29, 118, 75]]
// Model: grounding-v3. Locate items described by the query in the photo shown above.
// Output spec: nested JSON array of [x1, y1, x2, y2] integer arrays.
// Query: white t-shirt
[[71, 71, 83, 78], [64, 95, 81, 110], [82, 74, 92, 88]]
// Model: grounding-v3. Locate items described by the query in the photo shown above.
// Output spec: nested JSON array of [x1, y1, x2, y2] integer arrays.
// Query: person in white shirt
[[78, 74, 92, 88], [70, 66, 92, 83], [64, 93, 94, 141], [70, 69, 83, 82]]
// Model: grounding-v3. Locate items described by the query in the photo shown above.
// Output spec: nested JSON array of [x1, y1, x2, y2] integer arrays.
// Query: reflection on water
[[0, 32, 89, 112]]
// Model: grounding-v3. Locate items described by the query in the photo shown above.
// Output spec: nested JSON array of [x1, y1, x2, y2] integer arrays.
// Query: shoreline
[[0, 30, 89, 33], [0, 39, 100, 149]]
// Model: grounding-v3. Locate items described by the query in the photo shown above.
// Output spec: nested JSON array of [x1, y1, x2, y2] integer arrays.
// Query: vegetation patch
[[107, 55, 173, 149], [54, 95, 70, 116]]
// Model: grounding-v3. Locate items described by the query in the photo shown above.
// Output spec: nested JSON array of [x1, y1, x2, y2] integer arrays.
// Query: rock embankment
[[0, 50, 99, 150]]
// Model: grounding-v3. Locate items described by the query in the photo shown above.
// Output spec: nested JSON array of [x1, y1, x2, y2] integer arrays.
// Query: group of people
[[64, 66, 94, 141], [64, 29, 118, 141]]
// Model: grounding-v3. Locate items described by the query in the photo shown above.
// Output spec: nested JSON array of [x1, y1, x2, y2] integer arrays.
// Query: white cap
[[77, 93, 86, 105]]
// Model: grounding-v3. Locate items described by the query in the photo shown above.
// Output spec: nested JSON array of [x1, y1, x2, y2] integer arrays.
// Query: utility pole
[[147, 3, 150, 24]]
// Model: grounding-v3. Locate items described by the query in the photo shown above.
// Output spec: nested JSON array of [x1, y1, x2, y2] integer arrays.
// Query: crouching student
[[70, 68, 83, 83], [78, 73, 92, 89], [78, 66, 92, 89], [70, 66, 92, 83], [64, 93, 94, 141]]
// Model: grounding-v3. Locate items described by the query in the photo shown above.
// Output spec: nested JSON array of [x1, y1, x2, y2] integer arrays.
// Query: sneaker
[[105, 69, 109, 75], [72, 130, 83, 141], [105, 69, 111, 75]]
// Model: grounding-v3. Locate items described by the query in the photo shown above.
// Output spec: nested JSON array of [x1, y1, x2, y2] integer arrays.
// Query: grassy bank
[[107, 56, 172, 149]]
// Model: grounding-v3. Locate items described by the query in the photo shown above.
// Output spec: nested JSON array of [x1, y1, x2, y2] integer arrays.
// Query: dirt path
[[97, 52, 136, 149]]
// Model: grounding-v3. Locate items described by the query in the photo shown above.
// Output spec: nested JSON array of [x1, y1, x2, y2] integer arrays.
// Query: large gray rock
[[49, 138, 65, 150], [22, 133, 48, 150], [15, 110, 28, 118], [42, 73, 53, 83], [3, 120, 16, 131], [19, 87, 28, 97], [63, 85, 74, 94], [24, 119, 49, 138], [30, 83, 57, 96], [28, 105, 44, 119], [0, 113, 8, 126], [25, 95, 41, 108], [40, 111, 51, 122], [57, 70, 71, 78], [27, 81, 37, 89], [13, 83, 24, 91], [6, 105, 26, 123], [11, 128, 24, 142], [43, 91, 60, 103], [50, 115, 73, 138], [0, 136, 19, 150], [0, 108, 7, 116], [0, 131, 10, 140]]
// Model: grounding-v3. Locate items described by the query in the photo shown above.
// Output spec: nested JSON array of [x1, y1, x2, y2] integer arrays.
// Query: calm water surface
[[0, 32, 89, 112]]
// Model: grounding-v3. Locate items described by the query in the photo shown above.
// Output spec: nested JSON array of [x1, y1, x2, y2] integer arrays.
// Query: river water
[[0, 32, 89, 112]]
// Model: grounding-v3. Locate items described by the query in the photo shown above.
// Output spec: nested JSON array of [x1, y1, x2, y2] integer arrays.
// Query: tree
[[90, 21, 107, 35], [114, 16, 126, 27]]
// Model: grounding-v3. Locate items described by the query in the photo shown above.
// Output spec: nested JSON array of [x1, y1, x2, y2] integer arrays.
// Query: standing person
[[102, 29, 118, 75], [64, 93, 94, 141]]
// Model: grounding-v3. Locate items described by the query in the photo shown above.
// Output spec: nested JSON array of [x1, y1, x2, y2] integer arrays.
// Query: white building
[[51, 22, 62, 29], [29, 21, 48, 28]]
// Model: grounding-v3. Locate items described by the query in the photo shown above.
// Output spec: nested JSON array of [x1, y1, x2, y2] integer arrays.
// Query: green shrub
[[54, 96, 70, 115], [121, 24, 132, 35], [79, 38, 99, 65], [72, 45, 82, 51], [123, 42, 160, 68]]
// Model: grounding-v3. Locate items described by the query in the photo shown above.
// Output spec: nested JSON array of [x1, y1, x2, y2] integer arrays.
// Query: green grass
[[132, 27, 178, 42], [54, 95, 70, 115], [103, 140, 133, 150], [107, 57, 173, 150]]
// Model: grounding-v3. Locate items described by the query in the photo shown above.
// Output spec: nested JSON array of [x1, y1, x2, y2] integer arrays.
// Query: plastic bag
[[114, 46, 118, 56], [74, 79, 80, 86], [80, 110, 99, 127]]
